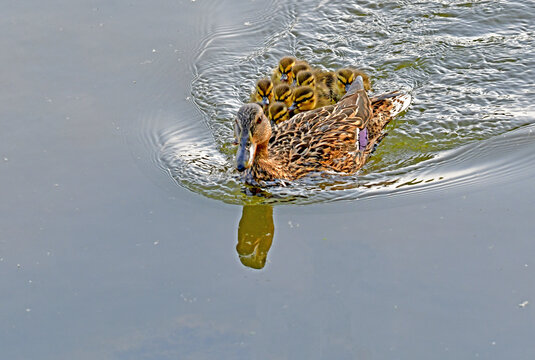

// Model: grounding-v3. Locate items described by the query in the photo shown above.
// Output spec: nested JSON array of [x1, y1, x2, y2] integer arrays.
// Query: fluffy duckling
[[273, 84, 293, 108], [333, 68, 371, 101], [296, 70, 332, 106], [291, 63, 311, 86], [288, 86, 316, 114], [296, 70, 316, 88], [272, 56, 310, 85], [289, 85, 331, 114], [250, 79, 274, 111], [268, 102, 290, 125]]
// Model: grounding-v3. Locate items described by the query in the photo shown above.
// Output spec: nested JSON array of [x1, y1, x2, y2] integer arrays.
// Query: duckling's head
[[336, 68, 356, 94], [288, 86, 316, 112], [273, 84, 293, 107], [291, 63, 311, 85], [277, 56, 296, 83], [235, 103, 272, 171], [254, 79, 274, 105], [292, 63, 311, 77], [296, 71, 316, 88], [268, 102, 289, 124]]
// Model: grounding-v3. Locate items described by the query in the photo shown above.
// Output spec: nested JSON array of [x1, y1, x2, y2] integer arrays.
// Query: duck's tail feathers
[[389, 93, 411, 118], [373, 92, 411, 118]]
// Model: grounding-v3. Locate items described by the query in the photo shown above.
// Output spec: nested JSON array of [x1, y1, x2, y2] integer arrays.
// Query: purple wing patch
[[358, 127, 368, 150]]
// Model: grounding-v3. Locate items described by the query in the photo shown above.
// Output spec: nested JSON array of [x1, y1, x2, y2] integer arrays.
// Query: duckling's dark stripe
[[337, 76, 349, 85], [296, 93, 314, 103], [276, 91, 291, 101], [280, 66, 293, 74], [298, 77, 314, 87], [257, 84, 273, 97], [274, 110, 286, 121]]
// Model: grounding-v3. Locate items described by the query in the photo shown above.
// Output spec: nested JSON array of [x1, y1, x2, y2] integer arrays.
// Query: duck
[[296, 70, 316, 88], [267, 101, 290, 125], [288, 85, 331, 115], [296, 71, 332, 107], [332, 68, 371, 102], [273, 83, 293, 108], [234, 76, 411, 183], [291, 63, 311, 86], [271, 56, 310, 85], [250, 78, 274, 113]]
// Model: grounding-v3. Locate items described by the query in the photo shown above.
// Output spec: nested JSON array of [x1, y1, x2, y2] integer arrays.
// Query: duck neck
[[255, 141, 270, 161], [251, 141, 286, 180]]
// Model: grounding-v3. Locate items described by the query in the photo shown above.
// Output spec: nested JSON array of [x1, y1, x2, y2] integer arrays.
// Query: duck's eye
[[256, 116, 263, 124]]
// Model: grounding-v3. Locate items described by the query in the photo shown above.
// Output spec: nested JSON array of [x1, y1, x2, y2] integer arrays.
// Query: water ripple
[[151, 0, 535, 205]]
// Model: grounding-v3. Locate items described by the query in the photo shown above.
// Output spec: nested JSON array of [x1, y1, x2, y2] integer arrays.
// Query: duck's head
[[268, 101, 289, 124], [288, 86, 316, 112], [296, 70, 316, 88], [253, 79, 274, 106], [276, 56, 296, 83], [234, 103, 272, 172], [336, 68, 356, 94], [273, 84, 293, 108]]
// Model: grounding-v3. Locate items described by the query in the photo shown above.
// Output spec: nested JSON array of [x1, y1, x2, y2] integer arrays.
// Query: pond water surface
[[1, 0, 534, 359]]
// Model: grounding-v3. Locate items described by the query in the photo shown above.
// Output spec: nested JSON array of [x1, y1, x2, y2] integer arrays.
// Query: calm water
[[1, 1, 534, 359]]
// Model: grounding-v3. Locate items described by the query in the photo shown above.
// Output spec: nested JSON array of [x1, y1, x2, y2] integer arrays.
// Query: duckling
[[288, 85, 331, 114], [268, 102, 290, 125], [288, 86, 316, 114], [296, 70, 332, 106], [291, 63, 311, 86], [296, 70, 316, 88], [271, 57, 310, 85], [332, 68, 371, 102], [250, 79, 274, 112], [234, 76, 411, 182], [273, 84, 293, 108]]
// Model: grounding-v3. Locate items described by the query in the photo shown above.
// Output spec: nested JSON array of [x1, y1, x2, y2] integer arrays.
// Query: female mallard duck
[[272, 56, 310, 85], [267, 101, 289, 125], [250, 79, 274, 112], [234, 76, 410, 182], [332, 68, 371, 102], [273, 84, 293, 108]]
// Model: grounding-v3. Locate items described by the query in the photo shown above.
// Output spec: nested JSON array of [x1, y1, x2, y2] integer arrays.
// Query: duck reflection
[[236, 205, 274, 270]]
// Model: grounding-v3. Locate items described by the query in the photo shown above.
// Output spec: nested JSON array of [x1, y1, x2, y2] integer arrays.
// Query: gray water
[[1, 0, 534, 359]]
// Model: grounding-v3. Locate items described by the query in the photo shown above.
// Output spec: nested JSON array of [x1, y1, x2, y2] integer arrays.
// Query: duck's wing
[[270, 101, 370, 176]]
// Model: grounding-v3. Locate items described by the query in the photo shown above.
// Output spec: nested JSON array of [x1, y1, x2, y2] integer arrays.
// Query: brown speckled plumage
[[235, 76, 410, 183]]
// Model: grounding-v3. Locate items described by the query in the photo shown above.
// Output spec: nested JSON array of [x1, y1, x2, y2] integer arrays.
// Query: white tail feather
[[389, 93, 411, 118]]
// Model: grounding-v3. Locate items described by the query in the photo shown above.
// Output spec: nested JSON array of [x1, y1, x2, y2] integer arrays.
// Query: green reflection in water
[[236, 205, 274, 270]]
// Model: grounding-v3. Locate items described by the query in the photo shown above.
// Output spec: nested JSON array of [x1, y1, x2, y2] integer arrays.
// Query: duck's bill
[[280, 73, 289, 82], [345, 83, 352, 93], [261, 97, 269, 105], [288, 103, 297, 111], [236, 134, 257, 172]]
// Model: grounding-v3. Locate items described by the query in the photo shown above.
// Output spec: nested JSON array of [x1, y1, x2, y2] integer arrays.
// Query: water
[[1, 1, 534, 359], [154, 0, 535, 205]]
